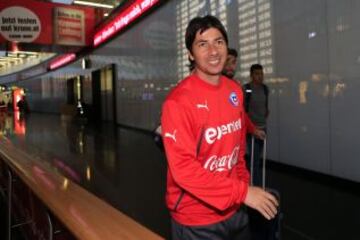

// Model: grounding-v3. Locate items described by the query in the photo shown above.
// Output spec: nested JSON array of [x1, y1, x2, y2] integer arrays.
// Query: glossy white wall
[[327, 0, 360, 181], [273, 0, 331, 174]]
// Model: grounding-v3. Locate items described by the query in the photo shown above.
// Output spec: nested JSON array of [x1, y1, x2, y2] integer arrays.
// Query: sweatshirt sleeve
[[161, 99, 248, 211], [236, 111, 250, 185], [245, 112, 256, 134]]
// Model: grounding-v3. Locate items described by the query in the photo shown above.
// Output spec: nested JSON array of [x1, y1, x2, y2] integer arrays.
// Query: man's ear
[[188, 50, 194, 61]]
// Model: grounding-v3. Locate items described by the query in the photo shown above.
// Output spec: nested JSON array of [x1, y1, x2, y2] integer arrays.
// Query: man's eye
[[199, 42, 207, 47]]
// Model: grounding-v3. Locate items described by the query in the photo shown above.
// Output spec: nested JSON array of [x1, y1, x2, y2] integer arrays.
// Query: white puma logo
[[196, 101, 209, 111], [165, 130, 177, 142]]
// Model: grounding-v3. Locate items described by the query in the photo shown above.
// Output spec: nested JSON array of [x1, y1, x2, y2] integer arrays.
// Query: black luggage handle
[[250, 135, 267, 189]]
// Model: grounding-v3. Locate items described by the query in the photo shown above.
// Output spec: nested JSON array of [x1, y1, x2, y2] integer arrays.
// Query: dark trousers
[[171, 208, 250, 240], [246, 134, 264, 187]]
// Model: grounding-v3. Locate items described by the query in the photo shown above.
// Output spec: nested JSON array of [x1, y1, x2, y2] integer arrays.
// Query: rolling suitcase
[[248, 136, 282, 240]]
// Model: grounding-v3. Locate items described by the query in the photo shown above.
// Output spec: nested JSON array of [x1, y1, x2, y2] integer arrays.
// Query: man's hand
[[254, 128, 266, 140], [244, 186, 278, 220]]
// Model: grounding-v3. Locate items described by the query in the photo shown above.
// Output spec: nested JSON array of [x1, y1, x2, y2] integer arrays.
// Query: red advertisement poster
[[54, 7, 86, 46], [0, 0, 52, 44], [0, 0, 94, 46]]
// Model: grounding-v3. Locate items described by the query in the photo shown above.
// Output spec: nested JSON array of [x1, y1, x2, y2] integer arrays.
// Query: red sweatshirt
[[161, 74, 250, 226]]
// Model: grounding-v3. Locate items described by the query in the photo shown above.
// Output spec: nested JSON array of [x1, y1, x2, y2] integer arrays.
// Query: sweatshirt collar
[[191, 74, 223, 90]]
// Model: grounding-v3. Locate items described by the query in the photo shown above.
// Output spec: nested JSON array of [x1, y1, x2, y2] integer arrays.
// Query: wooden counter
[[0, 138, 164, 240]]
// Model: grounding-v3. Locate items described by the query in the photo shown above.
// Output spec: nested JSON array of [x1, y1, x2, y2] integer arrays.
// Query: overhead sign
[[54, 7, 85, 46], [0, 6, 41, 43], [94, 0, 160, 46], [0, 0, 95, 46], [0, 1, 51, 44]]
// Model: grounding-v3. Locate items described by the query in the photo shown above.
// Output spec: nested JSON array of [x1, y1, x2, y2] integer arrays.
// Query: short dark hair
[[185, 15, 228, 71], [250, 63, 263, 75], [228, 48, 238, 58]]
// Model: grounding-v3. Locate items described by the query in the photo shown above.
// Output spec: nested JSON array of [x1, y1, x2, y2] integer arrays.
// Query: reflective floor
[[0, 112, 359, 239]]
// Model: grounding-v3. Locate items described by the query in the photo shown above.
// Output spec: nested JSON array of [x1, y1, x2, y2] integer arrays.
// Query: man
[[244, 64, 269, 187], [161, 15, 277, 240], [223, 48, 266, 141], [222, 48, 238, 79]]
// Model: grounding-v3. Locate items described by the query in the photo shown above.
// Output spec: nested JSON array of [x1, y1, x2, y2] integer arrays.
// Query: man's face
[[189, 27, 227, 83], [223, 54, 237, 78], [251, 69, 264, 84]]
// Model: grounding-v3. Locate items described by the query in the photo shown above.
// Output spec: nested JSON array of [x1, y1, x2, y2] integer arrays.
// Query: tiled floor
[[1, 113, 359, 239]]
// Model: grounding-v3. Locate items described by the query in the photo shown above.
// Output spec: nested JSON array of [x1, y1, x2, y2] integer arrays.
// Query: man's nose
[[208, 43, 219, 55]]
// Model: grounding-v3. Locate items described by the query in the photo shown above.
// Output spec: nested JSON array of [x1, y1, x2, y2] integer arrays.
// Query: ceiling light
[[73, 0, 114, 9]]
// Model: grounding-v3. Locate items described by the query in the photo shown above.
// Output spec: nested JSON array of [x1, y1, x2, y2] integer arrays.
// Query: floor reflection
[[0, 112, 170, 238]]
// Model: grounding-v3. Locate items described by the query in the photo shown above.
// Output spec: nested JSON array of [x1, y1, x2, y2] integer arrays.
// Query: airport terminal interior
[[0, 0, 360, 239]]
